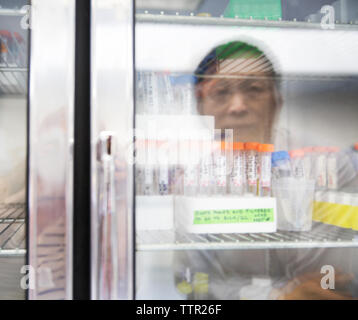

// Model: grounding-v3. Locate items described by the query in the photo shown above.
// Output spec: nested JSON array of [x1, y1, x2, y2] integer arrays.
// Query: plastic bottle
[[313, 146, 328, 190], [259, 144, 274, 197], [230, 142, 245, 195], [193, 272, 209, 300], [271, 151, 291, 179], [245, 142, 259, 195], [327, 146, 340, 191], [289, 149, 305, 178]]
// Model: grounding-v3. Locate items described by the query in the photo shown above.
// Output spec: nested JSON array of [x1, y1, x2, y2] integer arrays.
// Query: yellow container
[[313, 201, 358, 230]]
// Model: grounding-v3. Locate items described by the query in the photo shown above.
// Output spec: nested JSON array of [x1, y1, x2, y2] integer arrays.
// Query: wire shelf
[[0, 30, 28, 95], [0, 203, 26, 256], [136, 222, 358, 251], [0, 8, 25, 17], [136, 13, 358, 30]]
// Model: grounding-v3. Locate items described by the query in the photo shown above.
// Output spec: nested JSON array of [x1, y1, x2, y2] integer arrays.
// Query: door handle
[[97, 132, 118, 299]]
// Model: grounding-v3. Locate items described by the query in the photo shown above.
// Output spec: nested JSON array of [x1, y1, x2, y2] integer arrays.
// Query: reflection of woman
[[195, 41, 281, 144], [174, 40, 355, 300]]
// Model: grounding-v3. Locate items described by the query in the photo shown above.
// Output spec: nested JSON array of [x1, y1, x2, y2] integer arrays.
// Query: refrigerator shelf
[[136, 222, 358, 251], [136, 13, 358, 30], [0, 29, 28, 95], [0, 204, 25, 256], [0, 8, 25, 17], [0, 67, 27, 95]]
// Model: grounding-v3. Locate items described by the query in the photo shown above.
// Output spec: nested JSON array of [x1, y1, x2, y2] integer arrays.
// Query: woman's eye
[[247, 84, 267, 94], [215, 88, 229, 96]]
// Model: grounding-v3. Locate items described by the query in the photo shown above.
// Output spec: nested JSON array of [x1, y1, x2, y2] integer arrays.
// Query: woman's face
[[197, 72, 281, 135]]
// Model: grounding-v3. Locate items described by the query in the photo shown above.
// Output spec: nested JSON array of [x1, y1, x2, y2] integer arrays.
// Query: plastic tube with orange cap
[[327, 146, 340, 190], [230, 142, 245, 195], [199, 138, 213, 196], [289, 149, 305, 178], [302, 146, 313, 179], [313, 146, 328, 190], [157, 140, 170, 195], [245, 142, 259, 195], [183, 139, 200, 196], [258, 144, 274, 197], [143, 139, 156, 195], [214, 129, 232, 195]]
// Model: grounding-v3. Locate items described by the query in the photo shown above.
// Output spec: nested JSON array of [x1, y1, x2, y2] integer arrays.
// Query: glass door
[[134, 0, 358, 300], [27, 0, 76, 300], [90, 0, 358, 300], [91, 0, 134, 300], [0, 0, 28, 300]]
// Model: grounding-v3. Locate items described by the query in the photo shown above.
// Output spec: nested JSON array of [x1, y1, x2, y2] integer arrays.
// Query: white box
[[174, 196, 277, 234], [136, 195, 174, 230]]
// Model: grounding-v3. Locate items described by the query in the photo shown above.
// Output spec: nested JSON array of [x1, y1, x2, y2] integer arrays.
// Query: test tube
[[289, 149, 305, 178], [258, 144, 274, 197], [168, 137, 179, 195], [327, 146, 340, 190], [143, 71, 159, 114], [313, 146, 328, 190], [162, 73, 175, 114], [351, 143, 358, 173], [135, 138, 145, 195], [143, 139, 156, 195], [245, 142, 259, 195], [183, 139, 199, 196], [230, 142, 245, 195], [214, 130, 229, 195], [182, 76, 196, 115], [303, 147, 313, 179], [0, 38, 8, 66], [157, 140, 170, 195], [199, 138, 213, 196]]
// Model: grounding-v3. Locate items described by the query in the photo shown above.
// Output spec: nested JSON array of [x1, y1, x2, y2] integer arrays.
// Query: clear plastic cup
[[272, 177, 315, 231]]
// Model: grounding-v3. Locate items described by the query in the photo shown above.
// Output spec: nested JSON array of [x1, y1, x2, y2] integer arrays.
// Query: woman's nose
[[227, 92, 248, 115]]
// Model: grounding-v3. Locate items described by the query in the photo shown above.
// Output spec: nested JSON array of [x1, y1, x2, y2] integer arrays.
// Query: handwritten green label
[[193, 208, 274, 225]]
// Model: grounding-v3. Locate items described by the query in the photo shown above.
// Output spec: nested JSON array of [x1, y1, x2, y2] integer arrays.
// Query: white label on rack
[[231, 154, 244, 187], [327, 157, 337, 189], [260, 155, 271, 187], [247, 154, 257, 185], [316, 155, 327, 187]]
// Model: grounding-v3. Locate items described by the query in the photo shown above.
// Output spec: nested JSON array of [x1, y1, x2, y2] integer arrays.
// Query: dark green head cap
[[194, 40, 276, 84]]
